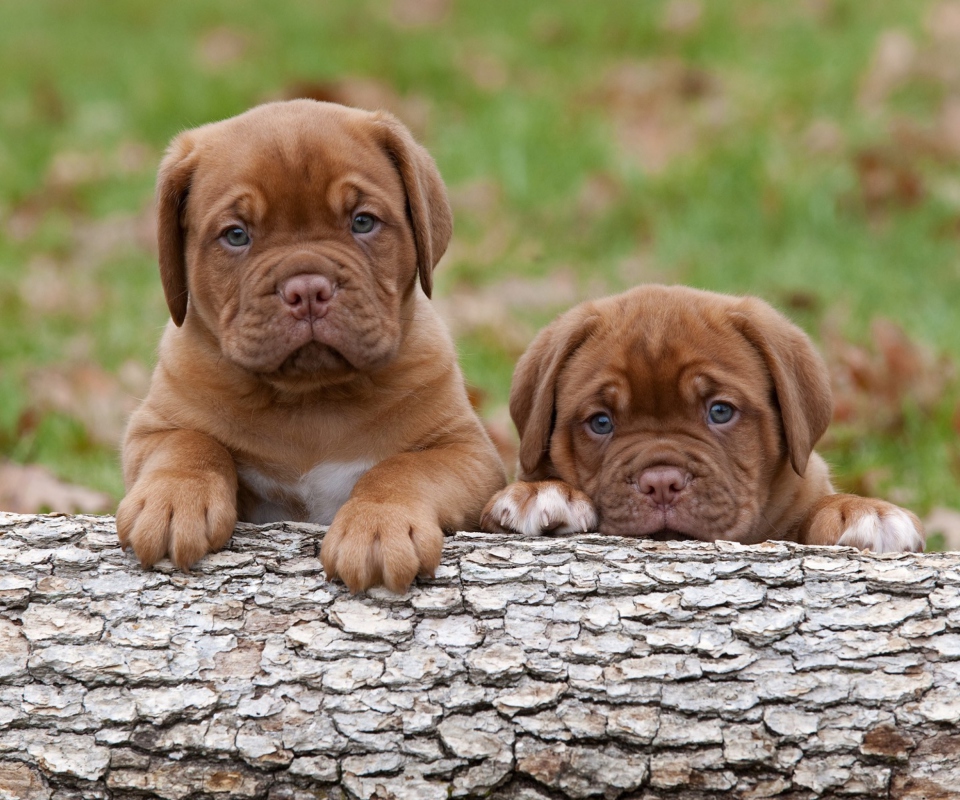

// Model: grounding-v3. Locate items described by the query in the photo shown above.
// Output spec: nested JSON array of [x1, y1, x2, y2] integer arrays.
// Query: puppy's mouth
[[598, 511, 721, 542], [276, 341, 353, 377]]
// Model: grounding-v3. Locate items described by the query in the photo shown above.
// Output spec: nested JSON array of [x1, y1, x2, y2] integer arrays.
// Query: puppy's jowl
[[482, 285, 924, 552], [118, 100, 505, 591]]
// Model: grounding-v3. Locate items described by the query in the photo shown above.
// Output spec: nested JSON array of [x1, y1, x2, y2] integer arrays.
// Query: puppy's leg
[[798, 493, 924, 553], [117, 429, 238, 570], [321, 440, 505, 593], [480, 480, 598, 536]]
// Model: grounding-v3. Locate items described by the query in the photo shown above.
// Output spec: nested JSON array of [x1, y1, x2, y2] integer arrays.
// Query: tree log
[[1, 512, 958, 800]]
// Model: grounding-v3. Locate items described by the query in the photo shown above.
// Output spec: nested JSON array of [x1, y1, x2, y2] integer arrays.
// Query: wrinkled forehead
[[560, 300, 772, 414], [187, 104, 405, 211]]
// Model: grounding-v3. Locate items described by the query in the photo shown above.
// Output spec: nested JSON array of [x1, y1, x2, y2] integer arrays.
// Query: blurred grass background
[[1, 0, 959, 543]]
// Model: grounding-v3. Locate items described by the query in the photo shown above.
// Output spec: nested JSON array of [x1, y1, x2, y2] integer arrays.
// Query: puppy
[[481, 285, 924, 552], [118, 100, 505, 591]]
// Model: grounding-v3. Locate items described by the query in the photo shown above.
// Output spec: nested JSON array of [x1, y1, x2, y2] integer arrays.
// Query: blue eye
[[223, 226, 250, 247], [708, 402, 735, 425], [351, 214, 376, 234], [588, 413, 614, 435]]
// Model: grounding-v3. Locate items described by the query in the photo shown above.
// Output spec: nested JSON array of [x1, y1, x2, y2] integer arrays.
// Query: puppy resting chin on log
[[482, 284, 924, 553]]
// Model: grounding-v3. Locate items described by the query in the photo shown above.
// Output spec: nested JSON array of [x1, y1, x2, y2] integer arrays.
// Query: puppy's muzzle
[[635, 466, 691, 509], [279, 273, 335, 321]]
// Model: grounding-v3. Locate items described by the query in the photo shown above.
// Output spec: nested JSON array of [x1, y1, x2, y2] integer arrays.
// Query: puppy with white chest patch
[[482, 284, 924, 552], [118, 100, 506, 591]]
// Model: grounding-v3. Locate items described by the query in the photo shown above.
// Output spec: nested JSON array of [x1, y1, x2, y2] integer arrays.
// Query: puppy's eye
[[588, 413, 614, 435], [351, 214, 376, 234], [222, 226, 250, 247], [708, 402, 736, 425]]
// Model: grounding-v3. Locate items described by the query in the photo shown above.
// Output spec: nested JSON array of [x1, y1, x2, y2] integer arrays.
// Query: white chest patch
[[239, 460, 375, 526]]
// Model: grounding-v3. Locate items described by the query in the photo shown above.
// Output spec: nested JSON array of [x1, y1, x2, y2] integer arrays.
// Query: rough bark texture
[[1, 512, 959, 800]]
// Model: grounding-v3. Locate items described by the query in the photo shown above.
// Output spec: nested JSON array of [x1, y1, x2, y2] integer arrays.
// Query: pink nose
[[637, 467, 689, 507], [280, 274, 334, 320]]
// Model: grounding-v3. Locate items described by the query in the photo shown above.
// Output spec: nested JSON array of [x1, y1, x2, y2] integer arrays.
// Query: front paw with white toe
[[480, 480, 598, 536], [803, 493, 925, 553]]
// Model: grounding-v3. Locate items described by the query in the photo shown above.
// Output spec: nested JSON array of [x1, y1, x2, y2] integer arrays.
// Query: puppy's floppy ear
[[731, 298, 833, 477], [156, 131, 200, 327], [512, 307, 599, 479], [373, 113, 453, 298]]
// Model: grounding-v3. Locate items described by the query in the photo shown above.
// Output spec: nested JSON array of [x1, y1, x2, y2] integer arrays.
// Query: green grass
[[1, 0, 958, 523]]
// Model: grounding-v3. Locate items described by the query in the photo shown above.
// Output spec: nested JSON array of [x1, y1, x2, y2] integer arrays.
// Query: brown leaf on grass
[[0, 461, 112, 514], [435, 270, 584, 358], [281, 79, 432, 136], [925, 1, 960, 45], [779, 289, 821, 314], [823, 316, 954, 433], [70, 205, 158, 269], [575, 172, 625, 221], [458, 51, 509, 93], [18, 256, 105, 318], [17, 204, 155, 319], [858, 30, 916, 112], [449, 179, 503, 222], [658, 0, 702, 36], [892, 98, 960, 163], [802, 119, 845, 156], [853, 148, 924, 215], [7, 143, 154, 243], [196, 27, 249, 70], [924, 507, 960, 551], [27, 361, 150, 449], [390, 0, 451, 28], [596, 59, 728, 174]]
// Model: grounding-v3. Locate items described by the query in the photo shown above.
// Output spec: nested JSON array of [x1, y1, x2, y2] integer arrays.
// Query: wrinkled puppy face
[[513, 286, 832, 543], [156, 100, 451, 388]]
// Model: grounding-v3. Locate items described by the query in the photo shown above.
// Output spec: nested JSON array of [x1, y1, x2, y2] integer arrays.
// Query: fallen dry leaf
[[925, 1, 960, 45], [458, 50, 509, 93], [858, 29, 916, 112], [658, 0, 703, 36], [597, 59, 728, 174], [575, 172, 625, 221], [824, 315, 954, 433], [281, 79, 431, 136], [853, 148, 924, 216], [390, 0, 451, 28], [27, 361, 150, 449], [17, 203, 155, 319], [448, 179, 503, 222], [8, 143, 155, 243], [0, 461, 112, 514], [802, 118, 845, 156], [196, 27, 249, 70], [891, 98, 960, 163], [435, 270, 585, 357]]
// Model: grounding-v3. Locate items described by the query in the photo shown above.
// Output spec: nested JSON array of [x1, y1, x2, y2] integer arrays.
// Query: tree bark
[[0, 512, 958, 800]]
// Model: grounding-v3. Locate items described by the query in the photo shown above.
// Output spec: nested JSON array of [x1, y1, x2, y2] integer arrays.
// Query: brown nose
[[637, 467, 689, 507], [280, 274, 334, 320]]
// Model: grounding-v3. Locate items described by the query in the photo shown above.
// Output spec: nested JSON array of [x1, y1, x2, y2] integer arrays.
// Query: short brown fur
[[483, 285, 923, 550], [118, 100, 505, 591]]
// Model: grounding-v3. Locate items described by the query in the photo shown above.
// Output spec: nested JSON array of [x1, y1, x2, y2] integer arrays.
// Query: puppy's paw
[[321, 500, 443, 593], [480, 480, 598, 536], [116, 470, 237, 570], [807, 494, 924, 553]]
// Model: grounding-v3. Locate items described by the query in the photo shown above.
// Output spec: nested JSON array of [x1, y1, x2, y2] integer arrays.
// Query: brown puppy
[[481, 285, 924, 552], [118, 100, 505, 591]]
